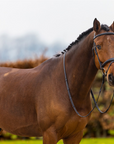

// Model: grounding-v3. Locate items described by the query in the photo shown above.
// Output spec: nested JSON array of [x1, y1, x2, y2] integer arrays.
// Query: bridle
[[63, 32, 114, 118], [93, 32, 114, 76]]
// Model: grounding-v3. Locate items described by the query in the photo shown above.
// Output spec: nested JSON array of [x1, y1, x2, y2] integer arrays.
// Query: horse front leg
[[43, 127, 57, 144], [63, 130, 83, 144]]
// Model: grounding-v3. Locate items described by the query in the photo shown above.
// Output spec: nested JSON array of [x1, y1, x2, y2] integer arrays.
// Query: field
[[0, 138, 114, 144]]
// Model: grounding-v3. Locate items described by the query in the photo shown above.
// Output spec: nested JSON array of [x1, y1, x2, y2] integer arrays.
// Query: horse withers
[[0, 19, 114, 144]]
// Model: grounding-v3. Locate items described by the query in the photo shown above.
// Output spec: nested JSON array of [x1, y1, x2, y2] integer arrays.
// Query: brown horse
[[0, 18, 114, 144]]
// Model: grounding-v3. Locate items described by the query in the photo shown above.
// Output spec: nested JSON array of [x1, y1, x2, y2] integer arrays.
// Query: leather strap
[[93, 32, 114, 40]]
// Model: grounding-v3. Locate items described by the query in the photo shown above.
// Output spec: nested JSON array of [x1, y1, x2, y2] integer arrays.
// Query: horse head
[[93, 18, 114, 86]]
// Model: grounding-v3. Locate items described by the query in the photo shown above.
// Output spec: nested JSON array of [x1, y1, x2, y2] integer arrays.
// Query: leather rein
[[63, 32, 114, 118]]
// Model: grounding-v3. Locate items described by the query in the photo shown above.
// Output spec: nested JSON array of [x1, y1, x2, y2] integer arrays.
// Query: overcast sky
[[0, 0, 114, 45]]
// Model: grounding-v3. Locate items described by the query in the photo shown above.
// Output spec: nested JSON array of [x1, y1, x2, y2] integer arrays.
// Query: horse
[[0, 18, 114, 144]]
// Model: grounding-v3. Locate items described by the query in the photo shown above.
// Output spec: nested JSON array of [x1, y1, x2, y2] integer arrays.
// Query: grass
[[0, 138, 114, 144], [80, 138, 114, 144]]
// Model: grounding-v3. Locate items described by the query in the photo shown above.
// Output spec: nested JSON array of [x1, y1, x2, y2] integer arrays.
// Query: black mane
[[55, 24, 109, 57]]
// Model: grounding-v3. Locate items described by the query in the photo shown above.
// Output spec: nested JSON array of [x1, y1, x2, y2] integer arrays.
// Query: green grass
[[80, 138, 114, 144], [0, 138, 114, 144], [0, 140, 63, 144]]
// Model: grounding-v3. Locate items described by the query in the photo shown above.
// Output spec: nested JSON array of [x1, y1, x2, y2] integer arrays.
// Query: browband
[[93, 32, 114, 40]]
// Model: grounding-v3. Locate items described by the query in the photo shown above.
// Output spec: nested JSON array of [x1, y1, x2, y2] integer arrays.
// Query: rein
[[63, 32, 114, 118]]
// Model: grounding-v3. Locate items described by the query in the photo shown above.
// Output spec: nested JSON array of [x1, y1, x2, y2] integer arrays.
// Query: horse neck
[[65, 31, 98, 102]]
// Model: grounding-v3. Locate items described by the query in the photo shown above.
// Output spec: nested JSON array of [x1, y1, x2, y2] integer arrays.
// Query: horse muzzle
[[101, 58, 114, 86], [108, 73, 114, 86]]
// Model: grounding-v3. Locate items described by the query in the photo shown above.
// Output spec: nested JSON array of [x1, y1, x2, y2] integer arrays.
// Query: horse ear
[[93, 18, 101, 32], [110, 22, 114, 32]]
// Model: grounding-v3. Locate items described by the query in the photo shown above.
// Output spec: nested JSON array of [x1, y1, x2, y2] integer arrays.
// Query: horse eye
[[97, 45, 101, 50]]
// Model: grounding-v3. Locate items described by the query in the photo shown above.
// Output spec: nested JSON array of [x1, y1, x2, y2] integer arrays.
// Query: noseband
[[93, 32, 114, 76], [63, 32, 114, 118]]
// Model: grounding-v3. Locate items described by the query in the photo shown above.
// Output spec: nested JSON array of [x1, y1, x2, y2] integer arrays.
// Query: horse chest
[[58, 115, 88, 139], [67, 115, 88, 132]]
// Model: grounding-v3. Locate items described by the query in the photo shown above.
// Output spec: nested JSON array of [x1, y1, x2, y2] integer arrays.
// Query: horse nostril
[[108, 73, 114, 86], [109, 74, 113, 81]]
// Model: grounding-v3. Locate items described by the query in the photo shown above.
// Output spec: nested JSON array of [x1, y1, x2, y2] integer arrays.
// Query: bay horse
[[0, 18, 114, 144]]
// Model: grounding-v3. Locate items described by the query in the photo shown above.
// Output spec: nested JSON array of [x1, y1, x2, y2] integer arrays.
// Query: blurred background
[[0, 0, 114, 62], [0, 0, 114, 142]]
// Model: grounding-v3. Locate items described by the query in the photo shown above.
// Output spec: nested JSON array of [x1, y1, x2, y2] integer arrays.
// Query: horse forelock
[[101, 24, 110, 32]]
